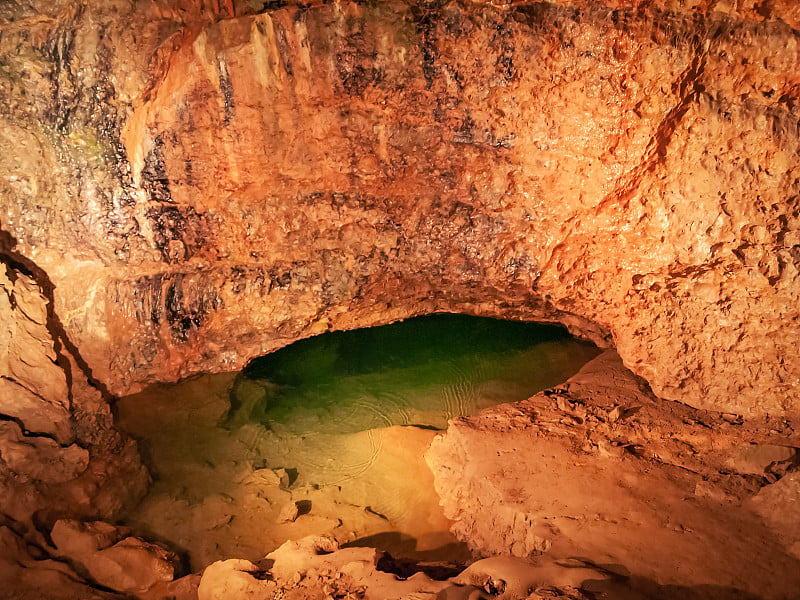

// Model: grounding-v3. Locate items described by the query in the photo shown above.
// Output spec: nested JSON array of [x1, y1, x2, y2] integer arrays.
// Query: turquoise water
[[230, 314, 600, 435]]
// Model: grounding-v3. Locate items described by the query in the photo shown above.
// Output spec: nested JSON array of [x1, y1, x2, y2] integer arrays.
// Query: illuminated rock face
[[0, 255, 148, 524], [1, 0, 799, 426], [1, 5, 800, 595], [424, 351, 800, 597]]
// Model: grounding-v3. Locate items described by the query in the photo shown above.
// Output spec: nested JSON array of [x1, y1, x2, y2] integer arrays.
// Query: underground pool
[[116, 314, 601, 571]]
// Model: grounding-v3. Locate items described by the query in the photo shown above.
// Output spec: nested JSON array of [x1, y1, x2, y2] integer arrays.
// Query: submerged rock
[[278, 501, 300, 524]]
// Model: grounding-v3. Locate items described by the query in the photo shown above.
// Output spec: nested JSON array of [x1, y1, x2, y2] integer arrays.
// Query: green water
[[118, 313, 600, 568], [230, 313, 600, 435]]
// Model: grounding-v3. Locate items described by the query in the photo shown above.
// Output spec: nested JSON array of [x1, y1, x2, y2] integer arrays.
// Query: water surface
[[230, 313, 599, 436], [118, 314, 600, 570]]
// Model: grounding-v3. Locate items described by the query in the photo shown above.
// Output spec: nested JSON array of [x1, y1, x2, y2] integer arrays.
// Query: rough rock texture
[[197, 536, 463, 600], [747, 471, 800, 560], [0, 522, 124, 600], [426, 351, 800, 598], [196, 534, 625, 600], [50, 519, 178, 594], [200, 529, 795, 600], [0, 518, 179, 598], [0, 254, 148, 527], [1, 262, 73, 443], [1, 1, 800, 594], [1, 0, 799, 418]]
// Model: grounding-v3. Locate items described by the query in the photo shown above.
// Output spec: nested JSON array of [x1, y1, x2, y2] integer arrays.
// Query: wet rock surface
[[0, 0, 799, 597], [114, 368, 469, 572]]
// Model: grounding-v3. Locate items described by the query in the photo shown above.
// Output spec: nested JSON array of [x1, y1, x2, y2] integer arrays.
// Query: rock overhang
[[1, 0, 799, 415]]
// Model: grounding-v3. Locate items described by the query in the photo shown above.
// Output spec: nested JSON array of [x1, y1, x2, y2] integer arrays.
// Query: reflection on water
[[231, 314, 599, 436], [117, 314, 600, 570]]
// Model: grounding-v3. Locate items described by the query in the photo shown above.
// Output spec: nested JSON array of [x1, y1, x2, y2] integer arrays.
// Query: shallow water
[[232, 314, 598, 437], [117, 314, 600, 570]]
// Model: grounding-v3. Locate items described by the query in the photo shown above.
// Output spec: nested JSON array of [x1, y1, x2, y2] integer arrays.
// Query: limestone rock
[[747, 472, 800, 560], [0, 257, 148, 535], [725, 444, 796, 477], [51, 519, 129, 557], [0, 264, 71, 443], [0, 524, 125, 600], [137, 574, 201, 600], [453, 556, 606, 600], [265, 535, 341, 582], [198, 535, 465, 600], [0, 560, 121, 600], [87, 537, 177, 594], [278, 501, 299, 524], [201, 534, 770, 599], [198, 559, 277, 600], [0, 0, 798, 419], [426, 352, 800, 599], [0, 422, 89, 483], [0, 526, 28, 562], [51, 519, 177, 594], [2, 0, 800, 591]]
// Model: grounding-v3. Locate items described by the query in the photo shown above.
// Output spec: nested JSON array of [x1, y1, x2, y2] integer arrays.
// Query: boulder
[[51, 519, 177, 594]]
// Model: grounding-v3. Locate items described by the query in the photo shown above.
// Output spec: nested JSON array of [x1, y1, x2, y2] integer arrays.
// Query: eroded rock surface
[[0, 255, 147, 533], [50, 518, 178, 594], [747, 472, 800, 560], [0, 0, 798, 417], [197, 536, 462, 600], [426, 351, 800, 598], [197, 535, 621, 600], [1, 0, 800, 596], [0, 262, 72, 443], [0, 522, 123, 600]]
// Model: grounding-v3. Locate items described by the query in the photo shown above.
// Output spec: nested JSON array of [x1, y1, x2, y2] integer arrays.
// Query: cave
[[1, 0, 799, 598]]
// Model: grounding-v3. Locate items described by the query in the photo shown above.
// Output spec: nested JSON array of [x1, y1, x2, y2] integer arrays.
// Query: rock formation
[[0, 252, 147, 525], [2, 0, 798, 415], [194, 534, 630, 600], [1, 0, 800, 597], [426, 351, 800, 598]]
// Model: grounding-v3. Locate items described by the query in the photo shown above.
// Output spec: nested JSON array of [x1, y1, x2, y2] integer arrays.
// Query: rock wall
[[1, 0, 799, 422], [0, 245, 147, 526]]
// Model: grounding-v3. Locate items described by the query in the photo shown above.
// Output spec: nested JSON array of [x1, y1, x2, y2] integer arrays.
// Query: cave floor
[[112, 354, 800, 600], [116, 371, 471, 572], [3, 353, 800, 599]]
